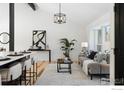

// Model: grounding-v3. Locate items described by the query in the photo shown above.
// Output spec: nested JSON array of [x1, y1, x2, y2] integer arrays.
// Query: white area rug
[[35, 63, 110, 85]]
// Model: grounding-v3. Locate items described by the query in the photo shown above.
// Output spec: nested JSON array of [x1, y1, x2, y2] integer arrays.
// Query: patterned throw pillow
[[88, 51, 97, 59], [94, 53, 106, 63]]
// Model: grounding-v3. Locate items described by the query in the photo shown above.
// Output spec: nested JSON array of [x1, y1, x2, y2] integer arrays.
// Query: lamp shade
[[81, 42, 88, 47]]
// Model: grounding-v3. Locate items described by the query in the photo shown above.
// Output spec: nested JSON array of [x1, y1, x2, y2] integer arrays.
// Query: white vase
[[64, 57, 68, 60]]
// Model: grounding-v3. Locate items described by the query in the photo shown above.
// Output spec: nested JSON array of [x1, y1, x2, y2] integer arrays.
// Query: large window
[[89, 25, 110, 52]]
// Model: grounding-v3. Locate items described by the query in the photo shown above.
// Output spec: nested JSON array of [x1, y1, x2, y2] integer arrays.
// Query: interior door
[[115, 3, 124, 85]]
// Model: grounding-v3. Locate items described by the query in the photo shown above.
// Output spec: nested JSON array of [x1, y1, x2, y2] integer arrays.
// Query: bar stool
[[0, 63, 22, 85], [21, 56, 37, 85], [21, 57, 32, 85], [32, 56, 38, 82], [0, 74, 1, 85]]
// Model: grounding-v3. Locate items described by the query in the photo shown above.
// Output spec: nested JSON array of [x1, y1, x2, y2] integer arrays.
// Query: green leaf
[[70, 42, 74, 46], [71, 39, 77, 42], [60, 38, 70, 47], [70, 48, 74, 50], [61, 46, 65, 48]]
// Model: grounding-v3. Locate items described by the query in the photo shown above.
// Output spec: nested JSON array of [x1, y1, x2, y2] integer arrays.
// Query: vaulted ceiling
[[38, 3, 114, 26]]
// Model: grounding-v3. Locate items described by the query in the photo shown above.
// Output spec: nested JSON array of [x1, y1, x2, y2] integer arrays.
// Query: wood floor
[[31, 61, 49, 85]]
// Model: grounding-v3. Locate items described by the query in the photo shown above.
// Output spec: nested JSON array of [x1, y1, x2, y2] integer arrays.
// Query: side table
[[57, 59, 73, 74]]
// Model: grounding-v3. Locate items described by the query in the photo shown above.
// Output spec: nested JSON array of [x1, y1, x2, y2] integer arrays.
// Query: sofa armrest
[[100, 64, 109, 74]]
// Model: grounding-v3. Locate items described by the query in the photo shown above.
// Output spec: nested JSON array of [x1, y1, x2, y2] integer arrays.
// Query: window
[[89, 25, 110, 52]]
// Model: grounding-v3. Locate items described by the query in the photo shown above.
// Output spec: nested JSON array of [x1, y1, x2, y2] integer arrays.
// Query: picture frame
[[32, 30, 46, 50]]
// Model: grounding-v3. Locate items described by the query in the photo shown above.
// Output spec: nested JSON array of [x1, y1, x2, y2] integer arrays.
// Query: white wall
[[0, 4, 9, 51], [15, 3, 85, 62]]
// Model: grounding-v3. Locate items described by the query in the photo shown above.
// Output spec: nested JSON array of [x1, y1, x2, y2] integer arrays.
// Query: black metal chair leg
[[36, 63, 37, 80], [10, 75, 13, 81], [24, 66, 27, 85], [57, 63, 60, 72], [33, 62, 35, 84], [19, 76, 22, 85], [69, 64, 71, 74], [29, 68, 31, 85], [91, 74, 93, 80]]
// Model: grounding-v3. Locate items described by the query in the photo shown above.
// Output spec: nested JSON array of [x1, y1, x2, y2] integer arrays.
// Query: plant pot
[[64, 57, 69, 61]]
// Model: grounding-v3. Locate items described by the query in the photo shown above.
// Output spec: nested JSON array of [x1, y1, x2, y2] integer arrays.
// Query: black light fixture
[[54, 3, 66, 24]]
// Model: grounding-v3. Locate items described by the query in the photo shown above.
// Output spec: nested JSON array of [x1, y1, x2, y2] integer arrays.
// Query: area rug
[[35, 63, 110, 85]]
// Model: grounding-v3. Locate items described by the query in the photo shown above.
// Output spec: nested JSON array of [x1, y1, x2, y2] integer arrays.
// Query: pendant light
[[54, 3, 66, 24]]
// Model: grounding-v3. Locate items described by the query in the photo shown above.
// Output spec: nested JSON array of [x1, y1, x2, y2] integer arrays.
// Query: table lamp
[[81, 42, 88, 56]]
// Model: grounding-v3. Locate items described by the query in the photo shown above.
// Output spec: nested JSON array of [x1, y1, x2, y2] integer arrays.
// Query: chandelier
[[54, 3, 66, 24]]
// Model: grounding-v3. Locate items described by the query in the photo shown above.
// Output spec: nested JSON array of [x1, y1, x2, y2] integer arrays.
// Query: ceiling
[[38, 3, 114, 26]]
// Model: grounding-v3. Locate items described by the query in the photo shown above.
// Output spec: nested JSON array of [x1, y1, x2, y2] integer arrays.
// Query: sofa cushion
[[88, 51, 97, 59]]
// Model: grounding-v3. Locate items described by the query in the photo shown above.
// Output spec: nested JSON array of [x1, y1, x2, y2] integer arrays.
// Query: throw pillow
[[88, 51, 97, 59], [101, 60, 107, 64], [94, 53, 106, 63]]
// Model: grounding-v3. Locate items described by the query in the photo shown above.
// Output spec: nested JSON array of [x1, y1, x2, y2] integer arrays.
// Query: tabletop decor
[[60, 38, 76, 59]]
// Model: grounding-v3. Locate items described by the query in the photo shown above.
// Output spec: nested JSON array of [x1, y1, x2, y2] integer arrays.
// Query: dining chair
[[21, 55, 37, 85], [0, 63, 22, 85], [31, 56, 38, 82], [21, 56, 32, 85]]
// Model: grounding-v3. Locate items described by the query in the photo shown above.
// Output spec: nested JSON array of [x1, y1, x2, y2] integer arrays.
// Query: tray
[[0, 57, 11, 61]]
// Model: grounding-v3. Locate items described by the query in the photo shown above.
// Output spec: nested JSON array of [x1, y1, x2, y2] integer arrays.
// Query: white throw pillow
[[101, 60, 107, 64]]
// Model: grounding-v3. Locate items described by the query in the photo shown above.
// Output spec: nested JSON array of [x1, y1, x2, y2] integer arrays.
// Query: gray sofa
[[88, 62, 109, 80], [78, 52, 110, 80]]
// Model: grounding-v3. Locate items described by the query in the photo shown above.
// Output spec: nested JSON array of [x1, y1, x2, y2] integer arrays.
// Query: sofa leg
[[90, 75, 93, 80]]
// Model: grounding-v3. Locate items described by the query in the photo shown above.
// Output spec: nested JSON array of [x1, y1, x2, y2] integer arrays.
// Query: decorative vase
[[64, 57, 68, 61]]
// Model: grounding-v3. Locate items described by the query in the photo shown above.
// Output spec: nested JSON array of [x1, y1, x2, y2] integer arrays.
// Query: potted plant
[[60, 38, 76, 59]]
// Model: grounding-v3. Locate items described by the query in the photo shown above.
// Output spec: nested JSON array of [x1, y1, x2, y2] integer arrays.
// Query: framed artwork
[[32, 30, 46, 49]]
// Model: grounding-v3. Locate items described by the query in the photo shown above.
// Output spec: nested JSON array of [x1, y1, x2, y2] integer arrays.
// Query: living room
[[0, 3, 114, 86]]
